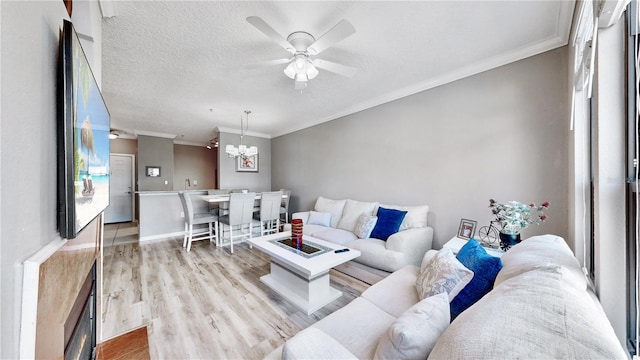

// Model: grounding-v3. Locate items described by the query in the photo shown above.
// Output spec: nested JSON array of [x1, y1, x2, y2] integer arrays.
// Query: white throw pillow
[[415, 248, 474, 301], [337, 199, 378, 232], [307, 211, 332, 227], [374, 293, 450, 360], [353, 214, 378, 239], [314, 197, 347, 228]]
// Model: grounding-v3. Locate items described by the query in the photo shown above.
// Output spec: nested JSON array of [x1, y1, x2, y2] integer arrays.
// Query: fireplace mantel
[[19, 216, 102, 359]]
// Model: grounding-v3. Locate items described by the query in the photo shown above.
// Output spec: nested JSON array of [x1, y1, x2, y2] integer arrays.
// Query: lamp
[[109, 131, 119, 139], [225, 111, 258, 159]]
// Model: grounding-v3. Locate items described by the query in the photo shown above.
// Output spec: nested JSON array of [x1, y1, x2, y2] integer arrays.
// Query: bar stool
[[218, 192, 258, 254], [178, 192, 218, 252], [254, 191, 282, 236]]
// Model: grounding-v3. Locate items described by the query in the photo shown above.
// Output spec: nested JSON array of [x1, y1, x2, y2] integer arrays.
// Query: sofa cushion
[[347, 238, 407, 273], [283, 327, 358, 360], [313, 297, 397, 360], [416, 248, 474, 301], [429, 265, 628, 359], [361, 265, 420, 317], [450, 239, 502, 320], [312, 228, 358, 245], [314, 197, 347, 228], [494, 235, 586, 291], [374, 293, 450, 360], [307, 211, 332, 227], [378, 204, 429, 231], [353, 214, 378, 239], [371, 207, 407, 240], [301, 224, 331, 237], [337, 199, 377, 232]]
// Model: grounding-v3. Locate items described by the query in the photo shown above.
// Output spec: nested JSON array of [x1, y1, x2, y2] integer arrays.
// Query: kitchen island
[[137, 190, 210, 241]]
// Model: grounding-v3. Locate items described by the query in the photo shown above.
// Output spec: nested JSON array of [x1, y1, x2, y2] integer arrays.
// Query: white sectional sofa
[[288, 197, 434, 272], [267, 235, 627, 360]]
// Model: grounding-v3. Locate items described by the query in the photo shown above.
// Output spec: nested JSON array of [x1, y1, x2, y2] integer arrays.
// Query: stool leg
[[182, 222, 188, 248], [230, 226, 234, 254], [187, 224, 193, 252]]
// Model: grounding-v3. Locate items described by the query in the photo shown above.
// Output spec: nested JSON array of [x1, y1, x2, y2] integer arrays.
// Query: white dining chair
[[208, 189, 229, 215], [218, 192, 258, 254], [254, 191, 282, 236], [279, 189, 292, 223], [178, 192, 218, 252]]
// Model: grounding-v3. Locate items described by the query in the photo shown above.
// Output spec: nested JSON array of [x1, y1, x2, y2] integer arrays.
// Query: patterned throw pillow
[[353, 214, 378, 239], [415, 248, 474, 301]]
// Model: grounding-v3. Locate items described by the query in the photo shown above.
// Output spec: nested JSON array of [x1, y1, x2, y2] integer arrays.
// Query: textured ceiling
[[101, 1, 574, 145]]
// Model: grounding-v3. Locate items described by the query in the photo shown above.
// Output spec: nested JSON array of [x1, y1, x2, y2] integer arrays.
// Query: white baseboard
[[139, 231, 184, 242]]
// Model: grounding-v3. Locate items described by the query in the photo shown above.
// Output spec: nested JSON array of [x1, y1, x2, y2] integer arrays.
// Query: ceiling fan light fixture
[[307, 62, 319, 79], [284, 62, 296, 79]]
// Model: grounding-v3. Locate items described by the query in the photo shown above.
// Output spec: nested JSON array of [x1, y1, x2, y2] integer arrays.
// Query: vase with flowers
[[488, 199, 550, 250]]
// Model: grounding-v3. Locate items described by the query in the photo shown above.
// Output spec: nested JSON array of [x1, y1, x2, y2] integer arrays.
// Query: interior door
[[104, 154, 134, 223]]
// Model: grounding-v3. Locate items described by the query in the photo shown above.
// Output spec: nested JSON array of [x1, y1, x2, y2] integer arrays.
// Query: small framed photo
[[457, 219, 477, 240], [236, 154, 259, 172], [146, 166, 161, 177]]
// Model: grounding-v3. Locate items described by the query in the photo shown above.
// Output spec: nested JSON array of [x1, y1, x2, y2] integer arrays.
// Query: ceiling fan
[[246, 16, 358, 90]]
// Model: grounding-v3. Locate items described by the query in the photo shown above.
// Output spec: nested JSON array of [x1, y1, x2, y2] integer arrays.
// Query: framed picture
[[58, 20, 110, 239], [236, 154, 259, 172], [146, 166, 161, 177], [457, 219, 477, 240]]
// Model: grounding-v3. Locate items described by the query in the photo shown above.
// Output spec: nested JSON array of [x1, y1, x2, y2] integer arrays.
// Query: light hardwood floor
[[102, 232, 370, 359]]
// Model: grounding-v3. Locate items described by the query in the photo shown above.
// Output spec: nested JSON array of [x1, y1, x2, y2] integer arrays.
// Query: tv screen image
[[58, 20, 110, 239]]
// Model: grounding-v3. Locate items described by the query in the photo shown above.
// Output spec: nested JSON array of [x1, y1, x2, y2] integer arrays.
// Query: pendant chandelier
[[225, 110, 258, 158]]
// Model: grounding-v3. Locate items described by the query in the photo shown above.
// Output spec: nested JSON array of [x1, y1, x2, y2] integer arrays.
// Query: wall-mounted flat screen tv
[[58, 20, 110, 239]]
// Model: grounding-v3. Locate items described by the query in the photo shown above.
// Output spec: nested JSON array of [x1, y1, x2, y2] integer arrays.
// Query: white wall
[[1, 2, 69, 357], [272, 48, 569, 249]]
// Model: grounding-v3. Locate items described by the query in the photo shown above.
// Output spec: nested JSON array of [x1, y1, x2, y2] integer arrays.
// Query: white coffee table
[[248, 231, 361, 315]]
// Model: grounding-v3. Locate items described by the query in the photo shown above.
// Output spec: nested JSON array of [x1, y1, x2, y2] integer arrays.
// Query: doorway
[[104, 154, 134, 223]]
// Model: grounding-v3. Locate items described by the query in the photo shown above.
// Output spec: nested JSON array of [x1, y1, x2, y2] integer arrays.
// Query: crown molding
[[99, 0, 117, 18], [174, 139, 208, 147], [135, 129, 176, 139], [215, 126, 271, 139]]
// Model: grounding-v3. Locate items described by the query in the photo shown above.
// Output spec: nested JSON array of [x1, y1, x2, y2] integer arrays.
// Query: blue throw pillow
[[450, 239, 503, 320], [370, 207, 407, 241]]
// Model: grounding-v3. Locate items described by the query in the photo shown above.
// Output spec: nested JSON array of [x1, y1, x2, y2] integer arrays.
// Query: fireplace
[[64, 262, 96, 360]]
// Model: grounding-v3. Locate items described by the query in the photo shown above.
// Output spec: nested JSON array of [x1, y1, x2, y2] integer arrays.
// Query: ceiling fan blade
[[312, 59, 357, 78], [246, 16, 295, 53], [245, 58, 292, 69], [307, 20, 356, 55]]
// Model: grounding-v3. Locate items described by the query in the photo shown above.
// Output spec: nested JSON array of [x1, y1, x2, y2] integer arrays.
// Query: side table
[[443, 236, 504, 257]]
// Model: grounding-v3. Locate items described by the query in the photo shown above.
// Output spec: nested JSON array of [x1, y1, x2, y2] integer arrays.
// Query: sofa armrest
[[282, 327, 358, 360], [385, 227, 434, 267], [291, 211, 310, 224]]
